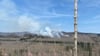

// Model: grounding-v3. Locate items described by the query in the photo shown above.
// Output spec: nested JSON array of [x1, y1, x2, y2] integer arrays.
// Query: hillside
[[0, 32, 100, 56], [0, 32, 100, 43]]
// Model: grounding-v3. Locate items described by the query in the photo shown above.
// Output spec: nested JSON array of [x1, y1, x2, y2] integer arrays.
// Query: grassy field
[[0, 41, 97, 56]]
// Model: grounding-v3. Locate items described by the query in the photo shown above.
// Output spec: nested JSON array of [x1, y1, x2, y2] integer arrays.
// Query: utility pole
[[74, 0, 78, 56]]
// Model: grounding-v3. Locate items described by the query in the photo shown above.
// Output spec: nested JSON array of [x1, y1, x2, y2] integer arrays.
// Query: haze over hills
[[0, 31, 100, 43], [0, 31, 100, 38]]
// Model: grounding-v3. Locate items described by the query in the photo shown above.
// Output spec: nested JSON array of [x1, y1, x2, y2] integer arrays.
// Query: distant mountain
[[0, 31, 99, 39], [0, 31, 100, 44], [0, 32, 34, 38], [0, 31, 100, 38]]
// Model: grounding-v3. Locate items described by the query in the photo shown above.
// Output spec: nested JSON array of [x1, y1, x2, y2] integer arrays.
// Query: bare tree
[[74, 0, 78, 56]]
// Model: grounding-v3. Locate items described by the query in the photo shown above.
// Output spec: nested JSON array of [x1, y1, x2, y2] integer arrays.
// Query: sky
[[0, 0, 100, 33]]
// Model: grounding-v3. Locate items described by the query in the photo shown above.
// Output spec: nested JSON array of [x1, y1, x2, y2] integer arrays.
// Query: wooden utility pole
[[74, 0, 78, 56]]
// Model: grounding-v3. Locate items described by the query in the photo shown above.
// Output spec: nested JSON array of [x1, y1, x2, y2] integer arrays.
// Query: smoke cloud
[[0, 0, 63, 35], [18, 15, 41, 32]]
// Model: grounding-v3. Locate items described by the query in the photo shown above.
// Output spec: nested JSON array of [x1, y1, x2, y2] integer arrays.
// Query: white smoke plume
[[0, 0, 63, 37], [45, 27, 54, 37]]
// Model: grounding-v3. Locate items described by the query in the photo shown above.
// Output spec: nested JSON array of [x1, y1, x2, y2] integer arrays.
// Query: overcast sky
[[0, 0, 100, 33]]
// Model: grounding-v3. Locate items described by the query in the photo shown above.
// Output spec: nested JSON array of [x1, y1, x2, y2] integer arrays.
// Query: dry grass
[[0, 42, 99, 56]]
